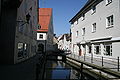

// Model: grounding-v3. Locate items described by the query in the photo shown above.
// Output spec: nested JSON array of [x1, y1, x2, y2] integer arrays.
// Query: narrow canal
[[44, 60, 97, 80]]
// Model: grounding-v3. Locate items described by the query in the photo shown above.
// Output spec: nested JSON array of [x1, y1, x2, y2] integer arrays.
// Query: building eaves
[[69, 0, 97, 24]]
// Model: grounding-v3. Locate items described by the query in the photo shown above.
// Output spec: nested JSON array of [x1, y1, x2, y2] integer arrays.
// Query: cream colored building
[[58, 34, 71, 51], [70, 0, 120, 58]]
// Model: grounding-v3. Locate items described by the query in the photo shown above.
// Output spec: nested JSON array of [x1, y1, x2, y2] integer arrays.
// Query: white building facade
[[58, 34, 71, 51], [70, 0, 120, 58], [37, 8, 54, 52]]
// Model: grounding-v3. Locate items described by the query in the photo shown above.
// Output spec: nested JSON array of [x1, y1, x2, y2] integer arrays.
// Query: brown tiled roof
[[37, 8, 52, 32]]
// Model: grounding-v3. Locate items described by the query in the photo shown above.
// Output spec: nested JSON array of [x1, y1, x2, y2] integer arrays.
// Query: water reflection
[[45, 61, 71, 79], [51, 62, 70, 79], [44, 60, 97, 80]]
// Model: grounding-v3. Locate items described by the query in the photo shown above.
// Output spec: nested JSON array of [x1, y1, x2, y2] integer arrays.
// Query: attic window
[[106, 0, 112, 5]]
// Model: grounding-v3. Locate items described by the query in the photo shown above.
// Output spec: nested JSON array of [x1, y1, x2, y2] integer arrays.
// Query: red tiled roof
[[37, 8, 52, 32]]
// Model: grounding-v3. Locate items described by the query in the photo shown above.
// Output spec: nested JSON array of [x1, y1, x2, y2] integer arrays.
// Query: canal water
[[44, 60, 97, 80]]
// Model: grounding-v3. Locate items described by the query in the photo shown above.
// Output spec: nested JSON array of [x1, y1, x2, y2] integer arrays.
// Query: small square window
[[39, 34, 43, 39]]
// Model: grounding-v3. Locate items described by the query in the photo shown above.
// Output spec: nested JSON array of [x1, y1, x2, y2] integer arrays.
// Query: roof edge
[[69, 0, 98, 23]]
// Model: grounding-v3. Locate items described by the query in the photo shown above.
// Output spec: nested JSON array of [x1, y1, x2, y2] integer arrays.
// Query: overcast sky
[[39, 0, 88, 36]]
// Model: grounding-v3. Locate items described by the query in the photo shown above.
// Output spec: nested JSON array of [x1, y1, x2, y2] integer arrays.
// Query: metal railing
[[68, 53, 120, 72]]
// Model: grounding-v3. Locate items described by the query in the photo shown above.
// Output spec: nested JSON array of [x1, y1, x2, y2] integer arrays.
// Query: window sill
[[106, 25, 114, 29], [92, 31, 96, 33]]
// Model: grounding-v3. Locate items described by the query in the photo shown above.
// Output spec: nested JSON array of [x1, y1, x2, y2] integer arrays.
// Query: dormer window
[[81, 14, 85, 21], [75, 19, 78, 25], [91, 5, 96, 14], [106, 0, 112, 5]]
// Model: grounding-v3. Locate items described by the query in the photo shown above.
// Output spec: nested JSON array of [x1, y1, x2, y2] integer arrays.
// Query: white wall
[[37, 33, 47, 40], [71, 0, 120, 58]]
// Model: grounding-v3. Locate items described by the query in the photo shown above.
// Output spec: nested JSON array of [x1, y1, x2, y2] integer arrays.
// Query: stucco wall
[[71, 0, 120, 57]]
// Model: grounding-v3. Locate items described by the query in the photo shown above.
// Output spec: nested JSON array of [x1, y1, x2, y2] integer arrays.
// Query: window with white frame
[[104, 44, 112, 56], [76, 31, 79, 37], [94, 44, 101, 54], [71, 24, 74, 27], [106, 0, 112, 5], [91, 5, 96, 14], [92, 23, 96, 33], [106, 15, 113, 28], [82, 27, 85, 36]]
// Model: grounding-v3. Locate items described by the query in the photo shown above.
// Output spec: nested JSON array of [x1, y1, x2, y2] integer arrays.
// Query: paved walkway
[[0, 54, 41, 80]]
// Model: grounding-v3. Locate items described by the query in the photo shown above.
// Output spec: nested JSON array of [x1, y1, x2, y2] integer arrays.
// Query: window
[[76, 31, 78, 37], [81, 14, 85, 21], [91, 5, 96, 14], [94, 44, 101, 54], [75, 20, 78, 25], [106, 0, 112, 5], [82, 28, 85, 36], [104, 44, 112, 56], [106, 15, 113, 28], [18, 43, 24, 57], [92, 23, 96, 33], [18, 43, 28, 58], [39, 34, 43, 39]]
